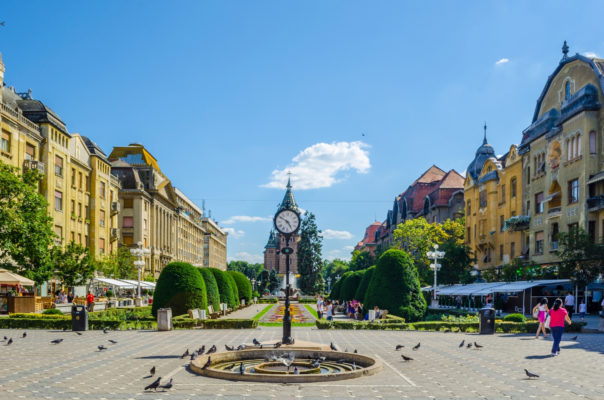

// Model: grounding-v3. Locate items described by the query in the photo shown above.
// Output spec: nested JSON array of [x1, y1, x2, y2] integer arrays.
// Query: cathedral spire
[[483, 122, 488, 145], [278, 174, 298, 211]]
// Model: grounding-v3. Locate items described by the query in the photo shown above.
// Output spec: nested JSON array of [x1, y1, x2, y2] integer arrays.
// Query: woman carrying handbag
[[532, 297, 549, 339], [549, 298, 572, 356]]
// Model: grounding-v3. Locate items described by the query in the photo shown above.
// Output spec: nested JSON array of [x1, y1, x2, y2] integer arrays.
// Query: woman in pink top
[[549, 298, 572, 356]]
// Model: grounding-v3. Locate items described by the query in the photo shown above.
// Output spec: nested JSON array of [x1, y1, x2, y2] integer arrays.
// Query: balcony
[[548, 206, 561, 215], [587, 195, 604, 211], [111, 228, 120, 239], [22, 159, 45, 175], [503, 215, 530, 232], [111, 201, 120, 215]]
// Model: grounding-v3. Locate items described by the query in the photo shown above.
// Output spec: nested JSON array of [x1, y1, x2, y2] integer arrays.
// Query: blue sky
[[2, 1, 604, 263]]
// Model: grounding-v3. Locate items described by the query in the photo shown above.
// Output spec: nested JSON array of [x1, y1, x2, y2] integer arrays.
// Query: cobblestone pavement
[[1, 327, 603, 399]]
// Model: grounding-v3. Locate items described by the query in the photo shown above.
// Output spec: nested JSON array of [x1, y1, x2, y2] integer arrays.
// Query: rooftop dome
[[466, 124, 495, 183]]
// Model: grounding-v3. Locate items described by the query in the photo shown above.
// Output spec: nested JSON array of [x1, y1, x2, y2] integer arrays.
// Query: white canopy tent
[[118, 279, 156, 289], [0, 268, 35, 286]]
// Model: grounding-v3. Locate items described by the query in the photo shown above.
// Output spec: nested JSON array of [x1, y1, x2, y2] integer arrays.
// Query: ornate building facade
[[264, 179, 300, 276]]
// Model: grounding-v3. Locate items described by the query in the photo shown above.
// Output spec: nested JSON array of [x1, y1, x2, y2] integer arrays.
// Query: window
[[551, 223, 559, 249], [510, 242, 515, 259], [123, 216, 134, 228], [85, 235, 89, 246], [0, 131, 10, 153], [467, 227, 471, 243], [85, 205, 89, 219], [124, 198, 133, 208], [474, 224, 476, 239], [534, 152, 545, 175], [77, 233, 82, 244], [467, 200, 471, 216], [85, 176, 90, 192], [535, 192, 544, 214], [55, 155, 63, 176], [500, 184, 506, 203], [511, 178, 517, 198], [527, 166, 531, 182], [71, 168, 76, 186], [25, 143, 35, 160], [143, 219, 148, 230], [99, 210, 106, 227], [567, 134, 582, 160], [565, 81, 571, 100], [568, 223, 578, 234], [78, 172, 83, 190], [479, 191, 487, 208], [54, 225, 63, 240], [535, 231, 544, 254], [99, 238, 105, 254], [123, 234, 133, 246], [54, 191, 63, 211], [499, 244, 504, 261], [70, 231, 75, 242], [568, 179, 579, 204], [590, 131, 596, 154], [78, 203, 82, 218], [100, 181, 106, 199], [500, 215, 504, 232], [71, 200, 75, 215]]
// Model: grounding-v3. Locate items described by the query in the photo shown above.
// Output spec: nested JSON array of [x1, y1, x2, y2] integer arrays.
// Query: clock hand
[[285, 220, 292, 228]]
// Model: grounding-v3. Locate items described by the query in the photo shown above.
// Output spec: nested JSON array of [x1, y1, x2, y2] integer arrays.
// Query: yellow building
[[202, 217, 227, 270], [464, 127, 524, 271], [174, 187, 206, 265]]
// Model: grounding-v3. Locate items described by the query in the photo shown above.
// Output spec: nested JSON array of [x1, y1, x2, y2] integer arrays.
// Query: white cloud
[[228, 252, 263, 264], [222, 215, 272, 225], [343, 245, 355, 251], [223, 228, 245, 239], [584, 52, 599, 59], [325, 249, 352, 261], [262, 141, 371, 190], [495, 58, 509, 65], [322, 229, 354, 240]]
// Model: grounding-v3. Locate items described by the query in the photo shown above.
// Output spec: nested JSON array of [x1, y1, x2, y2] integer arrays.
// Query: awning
[[491, 279, 571, 293], [118, 279, 156, 289], [0, 268, 35, 286], [543, 192, 560, 202], [587, 171, 604, 184], [586, 282, 604, 290], [436, 282, 507, 296], [93, 277, 137, 289]]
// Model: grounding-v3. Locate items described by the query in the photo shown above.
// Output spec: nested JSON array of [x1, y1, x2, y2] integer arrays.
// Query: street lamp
[[327, 277, 332, 293], [130, 241, 150, 305], [426, 244, 445, 307]]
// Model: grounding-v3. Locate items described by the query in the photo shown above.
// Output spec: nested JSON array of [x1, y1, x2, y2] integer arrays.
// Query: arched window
[[565, 81, 571, 100], [423, 197, 430, 216], [401, 199, 408, 220], [511, 177, 517, 198], [590, 131, 596, 154]]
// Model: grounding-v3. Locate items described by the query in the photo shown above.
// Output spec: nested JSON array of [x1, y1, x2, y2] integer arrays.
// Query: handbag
[[544, 315, 550, 329], [533, 309, 539, 318]]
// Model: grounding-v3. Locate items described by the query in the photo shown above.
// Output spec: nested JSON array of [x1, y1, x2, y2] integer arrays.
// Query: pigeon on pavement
[[253, 338, 261, 346], [225, 344, 234, 351], [98, 345, 107, 351], [474, 342, 483, 349], [525, 369, 539, 379], [412, 342, 420, 351], [466, 343, 473, 349], [401, 354, 413, 361], [108, 339, 118, 344], [459, 340, 465, 348], [201, 357, 212, 370], [181, 349, 189, 359], [150, 366, 156, 377], [51, 338, 63, 344], [160, 378, 173, 391], [395, 344, 404, 350], [198, 345, 205, 355], [207, 345, 217, 354], [6, 338, 13, 345], [274, 342, 282, 348], [22, 332, 27, 338], [144, 377, 161, 391], [330, 342, 337, 351]]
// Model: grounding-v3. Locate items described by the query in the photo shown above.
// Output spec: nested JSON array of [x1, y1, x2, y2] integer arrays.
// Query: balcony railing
[[587, 195, 604, 211], [1, 102, 41, 133], [548, 206, 561, 214]]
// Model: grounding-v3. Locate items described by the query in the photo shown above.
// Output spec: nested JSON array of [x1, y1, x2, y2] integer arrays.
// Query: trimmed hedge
[[0, 317, 122, 330], [341, 270, 364, 301], [198, 267, 221, 312], [316, 320, 408, 330], [151, 262, 208, 317], [209, 268, 237, 309], [364, 249, 426, 322], [172, 318, 258, 329], [42, 308, 64, 315], [228, 270, 253, 303], [330, 271, 352, 301], [503, 313, 526, 323], [355, 265, 375, 304], [226, 272, 240, 308], [258, 298, 279, 304]]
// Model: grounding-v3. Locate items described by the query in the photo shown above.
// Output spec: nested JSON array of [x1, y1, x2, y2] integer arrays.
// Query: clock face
[[274, 209, 300, 234]]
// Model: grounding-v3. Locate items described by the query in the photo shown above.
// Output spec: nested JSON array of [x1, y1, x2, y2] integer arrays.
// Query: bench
[[207, 305, 220, 319]]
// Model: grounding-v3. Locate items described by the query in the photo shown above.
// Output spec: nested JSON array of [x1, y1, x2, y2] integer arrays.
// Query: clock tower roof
[[278, 176, 299, 211]]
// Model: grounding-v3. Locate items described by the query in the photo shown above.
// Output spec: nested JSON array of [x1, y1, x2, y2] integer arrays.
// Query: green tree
[[268, 269, 281, 294], [227, 270, 252, 302], [227, 260, 264, 280], [0, 162, 55, 284], [354, 265, 376, 303], [96, 245, 136, 279], [557, 227, 604, 288], [52, 242, 95, 288], [297, 212, 324, 294], [341, 270, 364, 301], [198, 267, 221, 312], [349, 250, 375, 271], [226, 271, 240, 307], [322, 258, 349, 283], [151, 261, 207, 317], [209, 268, 236, 309], [364, 249, 426, 322]]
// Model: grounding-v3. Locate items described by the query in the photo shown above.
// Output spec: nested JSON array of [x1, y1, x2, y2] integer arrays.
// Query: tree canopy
[[52, 242, 95, 288], [151, 262, 207, 317], [227, 260, 264, 280], [96, 245, 136, 279], [349, 250, 375, 271], [557, 227, 604, 288], [297, 212, 324, 294]]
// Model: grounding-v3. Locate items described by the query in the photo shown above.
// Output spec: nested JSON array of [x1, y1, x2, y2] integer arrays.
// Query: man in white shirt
[[565, 292, 575, 319]]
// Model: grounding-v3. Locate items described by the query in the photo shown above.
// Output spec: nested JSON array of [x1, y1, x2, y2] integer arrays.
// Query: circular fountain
[[190, 342, 382, 383]]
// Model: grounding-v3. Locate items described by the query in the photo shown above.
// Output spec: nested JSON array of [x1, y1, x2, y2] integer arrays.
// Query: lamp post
[[130, 241, 150, 305], [327, 277, 332, 293], [426, 244, 445, 307]]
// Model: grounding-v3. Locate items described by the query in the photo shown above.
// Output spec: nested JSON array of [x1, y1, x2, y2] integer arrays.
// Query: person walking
[[326, 300, 333, 321], [564, 291, 575, 319], [86, 291, 95, 312], [533, 297, 549, 339], [578, 299, 587, 321], [549, 298, 572, 356]]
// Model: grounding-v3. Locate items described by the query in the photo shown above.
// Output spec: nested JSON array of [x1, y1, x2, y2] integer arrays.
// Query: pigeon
[[444, 328, 451, 333], [225, 363, 235, 370], [354, 349, 358, 354], [344, 347, 348, 352], [412, 343, 420, 351], [201, 357, 212, 370], [190, 351, 198, 361], [459, 340, 465, 348], [51, 338, 63, 344], [207, 345, 217, 354], [330, 342, 337, 351], [236, 344, 246, 351], [352, 362, 356, 370], [6, 338, 13, 345], [395, 344, 404, 350], [225, 344, 234, 351], [294, 367, 299, 375], [525, 369, 539, 379], [466, 343, 472, 349], [144, 377, 161, 391], [103, 328, 109, 334], [150, 366, 156, 377], [274, 342, 282, 349], [3, 336, 6, 340], [253, 338, 261, 346], [198, 345, 205, 355], [260, 344, 263, 349], [337, 359, 347, 363], [401, 354, 413, 361], [98, 345, 107, 351], [239, 362, 245, 375], [312, 360, 321, 368], [181, 349, 189, 359], [75, 332, 82, 336], [318, 356, 326, 362], [108, 339, 118, 344], [474, 342, 483, 349], [22, 332, 27, 338], [570, 336, 578, 341], [290, 338, 295, 345], [160, 378, 173, 391]]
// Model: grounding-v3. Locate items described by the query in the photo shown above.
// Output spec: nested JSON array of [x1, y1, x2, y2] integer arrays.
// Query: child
[[578, 299, 587, 321]]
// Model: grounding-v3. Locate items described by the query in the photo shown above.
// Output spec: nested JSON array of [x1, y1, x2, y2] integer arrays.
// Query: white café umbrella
[[0, 268, 35, 286]]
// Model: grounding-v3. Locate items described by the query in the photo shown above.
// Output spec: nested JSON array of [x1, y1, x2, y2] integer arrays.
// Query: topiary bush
[[341, 270, 364, 301], [42, 308, 64, 315], [329, 275, 343, 300], [228, 270, 252, 303], [209, 268, 236, 310], [198, 267, 221, 313], [503, 313, 526, 323], [331, 271, 353, 302], [151, 262, 207, 317], [226, 272, 240, 308], [355, 265, 376, 303], [364, 249, 427, 322]]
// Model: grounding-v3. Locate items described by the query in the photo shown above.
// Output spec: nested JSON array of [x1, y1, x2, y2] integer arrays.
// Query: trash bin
[[479, 307, 495, 334], [71, 305, 88, 331], [157, 308, 172, 331]]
